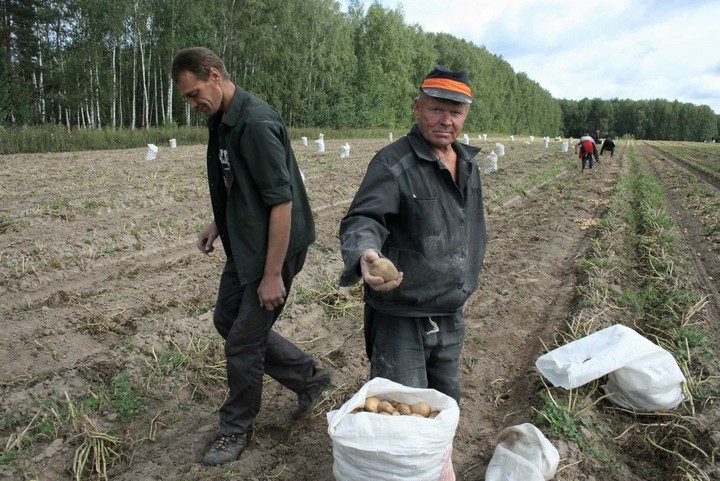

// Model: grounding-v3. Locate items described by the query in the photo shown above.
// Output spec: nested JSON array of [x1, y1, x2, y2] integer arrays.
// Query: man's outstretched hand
[[359, 250, 403, 292]]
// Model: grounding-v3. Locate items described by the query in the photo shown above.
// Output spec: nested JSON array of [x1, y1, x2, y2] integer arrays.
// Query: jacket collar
[[407, 124, 481, 163], [208, 85, 247, 129]]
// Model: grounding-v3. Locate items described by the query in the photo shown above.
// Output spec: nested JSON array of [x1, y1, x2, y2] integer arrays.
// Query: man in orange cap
[[339, 65, 486, 404]]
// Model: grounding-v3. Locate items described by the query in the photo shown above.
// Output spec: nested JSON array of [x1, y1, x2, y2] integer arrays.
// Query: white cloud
[[340, 0, 720, 114]]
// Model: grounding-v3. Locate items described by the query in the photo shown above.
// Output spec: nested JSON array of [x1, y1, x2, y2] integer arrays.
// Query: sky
[[338, 0, 720, 114]]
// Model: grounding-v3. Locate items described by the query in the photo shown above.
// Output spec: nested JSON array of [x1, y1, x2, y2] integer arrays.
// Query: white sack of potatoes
[[145, 143, 158, 160], [340, 142, 350, 158], [484, 151, 498, 174], [327, 377, 459, 481], [535, 324, 685, 411], [604, 349, 686, 411], [484, 423, 559, 481]]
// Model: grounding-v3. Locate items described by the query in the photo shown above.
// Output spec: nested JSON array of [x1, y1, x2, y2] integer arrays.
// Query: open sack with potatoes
[[327, 377, 459, 481]]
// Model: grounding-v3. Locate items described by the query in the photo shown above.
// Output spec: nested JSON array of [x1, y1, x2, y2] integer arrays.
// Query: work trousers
[[364, 305, 465, 403], [213, 251, 314, 435]]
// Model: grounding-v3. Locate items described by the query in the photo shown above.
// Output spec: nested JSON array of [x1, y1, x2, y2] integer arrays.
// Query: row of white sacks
[[147, 134, 571, 161], [328, 324, 685, 480], [304, 133, 574, 158]]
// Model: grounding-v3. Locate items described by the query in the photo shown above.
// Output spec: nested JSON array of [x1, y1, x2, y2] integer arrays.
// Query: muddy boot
[[203, 433, 247, 466]]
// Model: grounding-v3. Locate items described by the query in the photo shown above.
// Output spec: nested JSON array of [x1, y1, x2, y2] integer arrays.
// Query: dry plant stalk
[[64, 392, 123, 481]]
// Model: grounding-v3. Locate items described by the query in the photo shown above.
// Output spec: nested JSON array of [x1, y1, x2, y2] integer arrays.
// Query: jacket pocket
[[386, 247, 437, 305], [411, 195, 441, 238]]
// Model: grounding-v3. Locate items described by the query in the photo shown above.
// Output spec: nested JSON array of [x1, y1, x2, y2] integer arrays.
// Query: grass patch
[[294, 276, 363, 320]]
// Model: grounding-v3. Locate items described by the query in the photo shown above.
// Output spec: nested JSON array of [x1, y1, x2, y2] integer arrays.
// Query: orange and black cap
[[420, 65, 472, 104]]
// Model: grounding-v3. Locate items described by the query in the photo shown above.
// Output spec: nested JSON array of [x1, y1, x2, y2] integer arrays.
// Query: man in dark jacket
[[590, 129, 601, 162], [172, 47, 331, 466], [339, 66, 487, 403], [600, 135, 616, 157]]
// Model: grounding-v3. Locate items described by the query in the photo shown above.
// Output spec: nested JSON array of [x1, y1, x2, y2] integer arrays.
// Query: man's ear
[[208, 67, 222, 83]]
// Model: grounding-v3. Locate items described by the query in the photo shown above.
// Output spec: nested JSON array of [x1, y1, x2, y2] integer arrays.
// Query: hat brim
[[422, 87, 472, 104]]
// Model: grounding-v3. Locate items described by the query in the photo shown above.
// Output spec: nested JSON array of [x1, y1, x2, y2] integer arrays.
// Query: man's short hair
[[171, 47, 229, 83]]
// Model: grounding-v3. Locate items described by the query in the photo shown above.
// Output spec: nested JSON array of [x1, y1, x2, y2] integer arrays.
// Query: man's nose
[[438, 111, 452, 124]]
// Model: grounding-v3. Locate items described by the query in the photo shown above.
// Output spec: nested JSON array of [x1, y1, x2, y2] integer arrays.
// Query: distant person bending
[[338, 66, 487, 404], [577, 133, 596, 170], [600, 135, 615, 157], [171, 47, 331, 466]]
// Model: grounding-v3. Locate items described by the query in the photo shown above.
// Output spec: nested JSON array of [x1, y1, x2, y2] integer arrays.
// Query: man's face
[[175, 68, 223, 117], [413, 95, 469, 149]]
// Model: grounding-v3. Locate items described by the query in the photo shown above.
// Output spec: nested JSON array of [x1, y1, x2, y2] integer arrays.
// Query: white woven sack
[[536, 324, 664, 389], [145, 143, 158, 160], [535, 324, 685, 411], [484, 151, 498, 174], [485, 423, 559, 481], [605, 349, 685, 411], [327, 377, 459, 481]]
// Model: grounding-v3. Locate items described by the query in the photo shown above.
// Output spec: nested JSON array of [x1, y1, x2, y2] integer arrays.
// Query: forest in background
[[1, 0, 718, 141]]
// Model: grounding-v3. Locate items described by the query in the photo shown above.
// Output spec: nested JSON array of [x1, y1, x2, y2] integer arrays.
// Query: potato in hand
[[369, 257, 399, 282]]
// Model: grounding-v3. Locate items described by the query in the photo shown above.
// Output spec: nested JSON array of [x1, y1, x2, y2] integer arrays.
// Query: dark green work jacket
[[206, 86, 315, 284]]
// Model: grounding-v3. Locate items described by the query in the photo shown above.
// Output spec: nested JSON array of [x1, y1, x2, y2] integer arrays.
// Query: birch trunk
[[131, 41, 137, 130], [111, 43, 117, 128], [138, 38, 149, 129]]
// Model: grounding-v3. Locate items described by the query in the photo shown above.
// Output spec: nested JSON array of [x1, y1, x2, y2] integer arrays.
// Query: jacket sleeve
[[238, 119, 293, 206], [338, 160, 399, 286]]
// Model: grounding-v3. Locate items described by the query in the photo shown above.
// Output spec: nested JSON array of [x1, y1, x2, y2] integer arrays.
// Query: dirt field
[[1, 135, 718, 480]]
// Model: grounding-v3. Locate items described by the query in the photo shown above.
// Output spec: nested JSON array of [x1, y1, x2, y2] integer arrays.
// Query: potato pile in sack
[[327, 377, 459, 481]]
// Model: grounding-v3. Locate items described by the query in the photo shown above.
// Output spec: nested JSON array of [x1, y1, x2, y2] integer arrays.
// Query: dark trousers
[[582, 153, 594, 169], [364, 305, 465, 403], [213, 251, 314, 435]]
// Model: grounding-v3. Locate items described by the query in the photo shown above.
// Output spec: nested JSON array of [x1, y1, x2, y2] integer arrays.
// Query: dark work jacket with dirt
[[339, 125, 487, 317], [206, 86, 315, 285]]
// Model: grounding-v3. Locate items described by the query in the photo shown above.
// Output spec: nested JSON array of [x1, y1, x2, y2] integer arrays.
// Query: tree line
[[560, 98, 718, 141], [1, 0, 718, 141]]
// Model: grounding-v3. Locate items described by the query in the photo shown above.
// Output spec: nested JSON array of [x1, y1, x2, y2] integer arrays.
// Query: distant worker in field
[[171, 47, 331, 466], [577, 133, 596, 170], [590, 129, 601, 163], [600, 134, 616, 157], [338, 66, 487, 404]]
